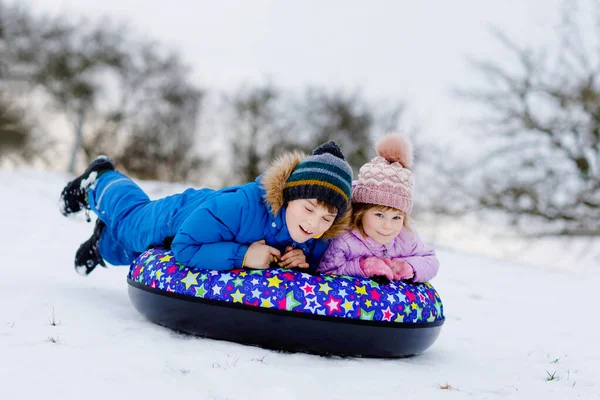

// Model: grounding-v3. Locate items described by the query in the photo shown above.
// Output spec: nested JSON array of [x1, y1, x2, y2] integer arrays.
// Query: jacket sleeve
[[170, 190, 250, 271], [396, 230, 439, 282], [317, 237, 366, 278]]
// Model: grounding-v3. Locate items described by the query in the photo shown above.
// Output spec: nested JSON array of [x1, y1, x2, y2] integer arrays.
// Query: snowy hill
[[1, 169, 598, 400]]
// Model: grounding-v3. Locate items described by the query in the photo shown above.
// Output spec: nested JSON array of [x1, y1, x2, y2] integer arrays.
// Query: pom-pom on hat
[[351, 134, 414, 215], [283, 141, 353, 218]]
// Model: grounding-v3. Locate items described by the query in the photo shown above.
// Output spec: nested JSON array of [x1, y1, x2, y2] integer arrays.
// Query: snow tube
[[127, 248, 444, 357]]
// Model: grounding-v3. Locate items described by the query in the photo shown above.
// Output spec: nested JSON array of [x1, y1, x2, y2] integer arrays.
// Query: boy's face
[[285, 199, 336, 243], [361, 208, 405, 245]]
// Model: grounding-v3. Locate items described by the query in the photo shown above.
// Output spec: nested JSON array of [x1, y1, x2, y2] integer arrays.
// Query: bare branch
[[439, 3, 600, 236]]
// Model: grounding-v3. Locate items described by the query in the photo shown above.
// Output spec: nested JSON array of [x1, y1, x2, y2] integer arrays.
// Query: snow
[[1, 168, 598, 400]]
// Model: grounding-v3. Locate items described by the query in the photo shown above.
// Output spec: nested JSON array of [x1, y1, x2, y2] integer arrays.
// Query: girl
[[317, 135, 439, 282]]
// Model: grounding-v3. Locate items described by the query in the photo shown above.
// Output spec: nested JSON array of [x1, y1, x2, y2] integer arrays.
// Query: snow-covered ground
[[1, 169, 598, 400]]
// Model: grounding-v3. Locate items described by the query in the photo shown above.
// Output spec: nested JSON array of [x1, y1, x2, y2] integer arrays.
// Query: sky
[[25, 0, 565, 148], [1, 168, 598, 399]]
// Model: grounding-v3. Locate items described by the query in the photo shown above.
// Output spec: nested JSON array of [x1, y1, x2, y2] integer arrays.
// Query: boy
[[60, 142, 353, 275]]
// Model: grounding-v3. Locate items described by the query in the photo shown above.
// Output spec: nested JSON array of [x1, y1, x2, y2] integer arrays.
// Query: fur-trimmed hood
[[259, 151, 352, 241]]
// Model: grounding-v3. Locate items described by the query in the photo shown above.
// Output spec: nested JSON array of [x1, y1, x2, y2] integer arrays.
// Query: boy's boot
[[59, 155, 114, 217], [74, 219, 107, 276]]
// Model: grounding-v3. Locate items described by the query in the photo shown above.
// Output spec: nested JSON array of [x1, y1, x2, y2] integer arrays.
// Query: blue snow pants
[[88, 171, 199, 266]]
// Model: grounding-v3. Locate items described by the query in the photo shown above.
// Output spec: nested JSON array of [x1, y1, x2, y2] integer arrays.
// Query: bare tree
[[83, 45, 207, 182], [300, 89, 374, 172], [1, 3, 125, 119], [0, 2, 56, 162], [223, 84, 410, 185], [0, 1, 207, 180], [0, 93, 28, 158], [224, 85, 294, 184], [444, 1, 600, 236], [299, 88, 408, 173]]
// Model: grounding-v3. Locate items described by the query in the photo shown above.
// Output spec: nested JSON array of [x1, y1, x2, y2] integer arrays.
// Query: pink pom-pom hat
[[351, 134, 414, 215]]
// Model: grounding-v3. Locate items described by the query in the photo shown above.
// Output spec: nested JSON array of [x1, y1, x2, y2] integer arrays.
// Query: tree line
[[2, 0, 599, 237]]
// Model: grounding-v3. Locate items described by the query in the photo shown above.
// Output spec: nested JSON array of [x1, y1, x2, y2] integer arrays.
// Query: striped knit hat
[[283, 141, 353, 218]]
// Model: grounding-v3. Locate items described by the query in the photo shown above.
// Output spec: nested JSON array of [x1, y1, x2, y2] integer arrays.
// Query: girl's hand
[[278, 246, 309, 269], [390, 259, 414, 280], [243, 240, 281, 270], [359, 257, 394, 280]]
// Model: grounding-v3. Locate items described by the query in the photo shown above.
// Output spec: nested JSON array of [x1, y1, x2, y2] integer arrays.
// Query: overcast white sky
[[26, 0, 564, 146]]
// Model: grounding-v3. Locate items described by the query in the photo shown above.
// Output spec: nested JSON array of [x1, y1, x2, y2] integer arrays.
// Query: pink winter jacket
[[317, 229, 439, 282]]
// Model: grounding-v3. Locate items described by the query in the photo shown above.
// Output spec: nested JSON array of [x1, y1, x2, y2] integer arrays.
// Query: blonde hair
[[351, 203, 411, 238]]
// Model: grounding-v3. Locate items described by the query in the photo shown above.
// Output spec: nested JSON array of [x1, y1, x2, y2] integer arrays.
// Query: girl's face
[[286, 199, 336, 243], [361, 208, 405, 245]]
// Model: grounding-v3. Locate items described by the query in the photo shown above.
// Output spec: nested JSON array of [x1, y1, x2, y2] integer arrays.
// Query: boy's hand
[[278, 246, 309, 269], [243, 240, 281, 270]]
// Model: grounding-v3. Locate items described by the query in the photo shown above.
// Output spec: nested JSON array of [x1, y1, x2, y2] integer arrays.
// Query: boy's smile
[[285, 199, 336, 243], [299, 224, 313, 235]]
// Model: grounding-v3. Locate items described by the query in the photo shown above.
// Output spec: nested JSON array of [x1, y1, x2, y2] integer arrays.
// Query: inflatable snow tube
[[127, 248, 444, 357]]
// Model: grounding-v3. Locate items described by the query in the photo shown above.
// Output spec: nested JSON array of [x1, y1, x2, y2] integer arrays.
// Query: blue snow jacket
[[169, 178, 326, 271]]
